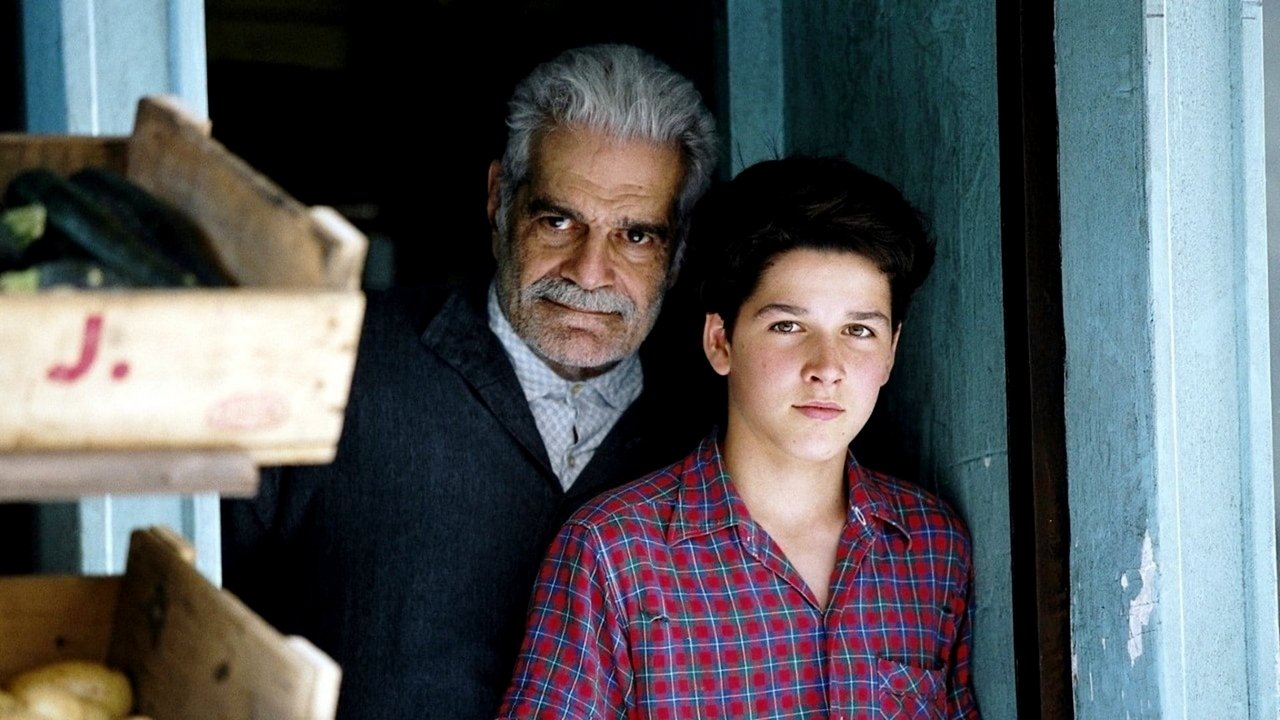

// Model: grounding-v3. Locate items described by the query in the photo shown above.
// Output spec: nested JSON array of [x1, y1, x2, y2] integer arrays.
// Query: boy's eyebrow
[[754, 304, 891, 323], [755, 303, 808, 318], [847, 310, 892, 323]]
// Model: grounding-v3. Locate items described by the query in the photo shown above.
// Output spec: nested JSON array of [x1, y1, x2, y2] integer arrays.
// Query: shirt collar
[[667, 434, 912, 547], [666, 436, 746, 544], [847, 458, 912, 546], [486, 281, 642, 409]]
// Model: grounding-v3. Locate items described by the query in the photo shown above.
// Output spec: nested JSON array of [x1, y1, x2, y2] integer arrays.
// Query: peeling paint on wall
[[1127, 532, 1156, 664], [1275, 647, 1280, 703]]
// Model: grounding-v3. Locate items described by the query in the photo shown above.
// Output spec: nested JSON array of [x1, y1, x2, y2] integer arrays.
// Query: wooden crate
[[0, 527, 340, 719], [0, 96, 366, 472]]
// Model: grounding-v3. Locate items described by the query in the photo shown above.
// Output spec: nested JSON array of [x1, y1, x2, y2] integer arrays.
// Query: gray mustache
[[524, 277, 635, 319]]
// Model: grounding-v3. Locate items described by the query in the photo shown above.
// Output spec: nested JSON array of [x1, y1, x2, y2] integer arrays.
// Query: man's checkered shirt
[[488, 283, 642, 490]]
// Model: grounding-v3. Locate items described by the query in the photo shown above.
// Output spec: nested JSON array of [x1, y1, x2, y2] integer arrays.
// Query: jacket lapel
[[567, 391, 652, 502], [420, 284, 555, 477]]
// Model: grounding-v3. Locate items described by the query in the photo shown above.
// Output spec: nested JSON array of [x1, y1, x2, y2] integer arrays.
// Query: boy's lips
[[794, 401, 844, 420]]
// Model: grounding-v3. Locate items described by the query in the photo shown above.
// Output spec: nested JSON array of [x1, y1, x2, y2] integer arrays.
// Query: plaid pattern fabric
[[488, 284, 642, 489], [500, 435, 979, 719]]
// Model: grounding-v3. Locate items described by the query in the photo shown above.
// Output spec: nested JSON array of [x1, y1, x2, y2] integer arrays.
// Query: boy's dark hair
[[692, 155, 935, 336]]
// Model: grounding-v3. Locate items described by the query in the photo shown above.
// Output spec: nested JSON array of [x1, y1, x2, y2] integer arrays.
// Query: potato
[[7, 662, 131, 720], [0, 687, 41, 720], [0, 711, 45, 720], [0, 687, 47, 719], [10, 685, 82, 720]]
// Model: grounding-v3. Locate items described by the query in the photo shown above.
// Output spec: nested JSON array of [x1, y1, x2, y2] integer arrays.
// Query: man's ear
[[702, 313, 732, 377], [487, 161, 503, 256]]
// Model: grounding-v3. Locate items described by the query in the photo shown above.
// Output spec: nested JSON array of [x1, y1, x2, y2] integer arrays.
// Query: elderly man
[[220, 43, 718, 720]]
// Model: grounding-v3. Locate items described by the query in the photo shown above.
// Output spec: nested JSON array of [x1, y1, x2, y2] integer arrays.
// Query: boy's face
[[703, 248, 900, 466]]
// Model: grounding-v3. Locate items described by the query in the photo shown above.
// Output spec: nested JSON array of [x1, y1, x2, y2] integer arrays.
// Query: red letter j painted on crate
[[47, 313, 105, 383]]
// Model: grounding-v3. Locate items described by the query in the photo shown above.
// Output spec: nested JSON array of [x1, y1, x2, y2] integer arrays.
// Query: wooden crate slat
[[0, 290, 363, 464], [0, 576, 121, 678], [0, 135, 129, 190], [127, 95, 364, 291], [0, 450, 258, 500], [109, 528, 341, 720]]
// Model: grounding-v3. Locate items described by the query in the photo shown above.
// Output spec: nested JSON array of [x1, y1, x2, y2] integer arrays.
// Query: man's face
[[704, 248, 900, 466], [489, 126, 685, 380]]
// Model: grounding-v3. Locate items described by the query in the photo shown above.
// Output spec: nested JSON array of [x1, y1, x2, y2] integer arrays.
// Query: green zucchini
[[0, 257, 135, 292], [69, 167, 235, 286], [0, 203, 46, 268], [4, 168, 194, 287]]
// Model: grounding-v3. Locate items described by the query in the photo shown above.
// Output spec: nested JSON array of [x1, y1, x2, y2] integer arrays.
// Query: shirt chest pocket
[[877, 657, 946, 720], [856, 576, 960, 670]]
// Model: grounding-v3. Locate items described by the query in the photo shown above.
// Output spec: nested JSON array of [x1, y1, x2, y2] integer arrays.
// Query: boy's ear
[[702, 313, 732, 377], [882, 323, 903, 384]]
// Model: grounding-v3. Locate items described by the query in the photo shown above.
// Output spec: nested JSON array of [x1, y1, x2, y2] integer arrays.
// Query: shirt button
[[567, 456, 578, 468], [570, 383, 583, 397]]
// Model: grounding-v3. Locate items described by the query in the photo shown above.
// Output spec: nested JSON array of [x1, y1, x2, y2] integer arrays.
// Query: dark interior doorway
[[204, 0, 725, 290], [996, 0, 1072, 717]]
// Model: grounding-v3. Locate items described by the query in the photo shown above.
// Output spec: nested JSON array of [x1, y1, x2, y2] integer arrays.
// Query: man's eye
[[845, 325, 874, 338], [624, 229, 653, 245], [769, 320, 800, 334], [542, 216, 572, 231]]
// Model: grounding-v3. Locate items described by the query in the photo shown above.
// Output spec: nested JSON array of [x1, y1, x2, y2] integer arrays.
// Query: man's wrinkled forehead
[[526, 128, 683, 211]]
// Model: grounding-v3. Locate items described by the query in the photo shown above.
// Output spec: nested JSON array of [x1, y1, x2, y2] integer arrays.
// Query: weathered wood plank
[[0, 290, 363, 464], [127, 95, 365, 291], [0, 450, 258, 500], [0, 135, 128, 190], [0, 576, 120, 678], [109, 528, 341, 720], [0, 528, 339, 718], [0, 95, 367, 487]]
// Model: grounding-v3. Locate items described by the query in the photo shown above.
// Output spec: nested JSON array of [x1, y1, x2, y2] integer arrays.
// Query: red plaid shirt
[[500, 435, 979, 719]]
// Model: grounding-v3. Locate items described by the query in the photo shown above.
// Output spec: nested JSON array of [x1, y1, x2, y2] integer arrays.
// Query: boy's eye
[[769, 320, 801, 334], [845, 325, 874, 338]]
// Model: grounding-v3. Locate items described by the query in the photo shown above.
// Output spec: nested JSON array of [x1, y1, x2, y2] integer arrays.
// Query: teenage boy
[[498, 155, 980, 719]]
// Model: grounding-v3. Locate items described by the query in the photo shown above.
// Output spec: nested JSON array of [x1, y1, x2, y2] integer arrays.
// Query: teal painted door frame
[[20, 0, 220, 583], [1059, 1, 1276, 717]]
